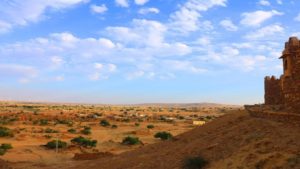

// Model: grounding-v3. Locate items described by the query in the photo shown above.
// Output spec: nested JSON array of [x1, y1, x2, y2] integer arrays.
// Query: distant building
[[265, 37, 300, 113], [192, 121, 206, 126]]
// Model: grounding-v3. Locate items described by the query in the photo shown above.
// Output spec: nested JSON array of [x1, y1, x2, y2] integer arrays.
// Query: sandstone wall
[[264, 76, 283, 105]]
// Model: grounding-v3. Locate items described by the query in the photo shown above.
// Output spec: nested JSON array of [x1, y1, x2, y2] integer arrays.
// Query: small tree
[[71, 136, 97, 148], [68, 128, 76, 134], [45, 140, 67, 149], [0, 127, 13, 137], [154, 131, 173, 140], [0, 143, 13, 155], [183, 156, 208, 169], [111, 125, 118, 129], [122, 136, 140, 145], [39, 119, 49, 126], [44, 128, 59, 133], [81, 126, 91, 135], [147, 124, 154, 129], [100, 119, 110, 127]]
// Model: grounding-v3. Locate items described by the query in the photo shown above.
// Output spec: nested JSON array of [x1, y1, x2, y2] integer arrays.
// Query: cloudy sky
[[0, 0, 299, 104]]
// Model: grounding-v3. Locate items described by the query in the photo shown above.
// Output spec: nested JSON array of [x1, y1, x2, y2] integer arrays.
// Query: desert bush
[[122, 118, 130, 123], [68, 128, 76, 134], [287, 154, 300, 168], [147, 124, 154, 129], [0, 143, 12, 156], [45, 140, 67, 149], [122, 136, 140, 145], [39, 119, 49, 126], [44, 135, 52, 139], [81, 126, 91, 135], [135, 123, 140, 127], [1, 144, 12, 150], [56, 119, 73, 126], [111, 125, 118, 129], [44, 128, 59, 133], [0, 149, 6, 156], [183, 156, 208, 169], [71, 136, 97, 148], [100, 119, 110, 127], [154, 131, 173, 140], [0, 127, 13, 137]]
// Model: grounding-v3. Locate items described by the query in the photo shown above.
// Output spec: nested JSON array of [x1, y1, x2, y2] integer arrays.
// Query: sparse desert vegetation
[[0, 101, 239, 168]]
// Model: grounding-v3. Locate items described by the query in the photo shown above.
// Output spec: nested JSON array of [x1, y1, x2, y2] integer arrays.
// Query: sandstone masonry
[[265, 37, 300, 113]]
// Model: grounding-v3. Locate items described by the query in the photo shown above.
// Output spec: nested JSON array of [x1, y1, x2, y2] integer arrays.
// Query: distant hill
[[126, 103, 241, 108], [0, 100, 241, 108]]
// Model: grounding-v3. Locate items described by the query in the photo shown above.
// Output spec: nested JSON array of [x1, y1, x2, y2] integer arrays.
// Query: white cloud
[[115, 0, 129, 7], [244, 24, 284, 40], [107, 64, 117, 72], [169, 0, 227, 33], [51, 56, 64, 68], [258, 0, 271, 6], [135, 0, 149, 5], [94, 63, 104, 69], [106, 19, 167, 47], [90, 4, 108, 14], [54, 75, 65, 81], [0, 64, 38, 82], [294, 13, 300, 22], [0, 20, 12, 34], [222, 46, 240, 56], [139, 8, 160, 15], [240, 10, 283, 27], [165, 60, 207, 74], [89, 72, 108, 81], [0, 0, 88, 33], [276, 0, 282, 5], [220, 19, 238, 31], [126, 71, 145, 80]]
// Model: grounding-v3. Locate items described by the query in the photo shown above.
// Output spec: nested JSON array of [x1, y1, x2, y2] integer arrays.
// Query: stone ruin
[[245, 37, 300, 123], [265, 37, 300, 114]]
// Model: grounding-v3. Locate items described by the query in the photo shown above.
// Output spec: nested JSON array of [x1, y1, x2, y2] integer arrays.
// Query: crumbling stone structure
[[265, 37, 300, 113]]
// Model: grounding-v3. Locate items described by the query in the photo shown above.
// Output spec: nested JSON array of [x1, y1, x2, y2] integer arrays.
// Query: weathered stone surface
[[264, 37, 300, 114]]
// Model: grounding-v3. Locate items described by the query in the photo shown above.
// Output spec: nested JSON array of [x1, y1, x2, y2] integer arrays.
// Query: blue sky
[[0, 0, 299, 104]]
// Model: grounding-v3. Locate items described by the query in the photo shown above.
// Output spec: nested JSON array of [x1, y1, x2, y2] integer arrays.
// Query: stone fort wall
[[264, 37, 300, 114]]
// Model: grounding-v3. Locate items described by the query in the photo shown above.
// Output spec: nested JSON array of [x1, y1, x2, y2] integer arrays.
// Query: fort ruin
[[265, 37, 300, 114]]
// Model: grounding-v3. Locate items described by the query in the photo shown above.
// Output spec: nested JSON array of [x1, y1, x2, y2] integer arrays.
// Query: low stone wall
[[245, 105, 300, 124]]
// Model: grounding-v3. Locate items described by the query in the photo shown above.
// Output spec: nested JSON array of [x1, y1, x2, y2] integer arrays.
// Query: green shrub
[[100, 120, 110, 127], [71, 136, 97, 147], [68, 128, 76, 134], [183, 156, 208, 169], [0, 149, 6, 156], [81, 126, 91, 135], [0, 127, 13, 137], [39, 119, 49, 126], [44, 135, 52, 139], [147, 124, 154, 129], [154, 131, 173, 140], [44, 128, 59, 133], [56, 119, 73, 126], [135, 123, 140, 127], [122, 136, 140, 145], [0, 144, 12, 150], [111, 125, 118, 129], [45, 140, 67, 149]]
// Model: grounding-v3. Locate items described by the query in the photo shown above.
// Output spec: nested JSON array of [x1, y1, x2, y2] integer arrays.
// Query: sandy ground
[[0, 102, 236, 168], [17, 110, 299, 169]]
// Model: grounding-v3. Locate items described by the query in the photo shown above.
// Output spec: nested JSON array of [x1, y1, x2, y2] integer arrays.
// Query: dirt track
[[10, 110, 300, 169]]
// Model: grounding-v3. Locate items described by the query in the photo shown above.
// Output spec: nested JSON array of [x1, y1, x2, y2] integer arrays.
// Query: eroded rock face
[[265, 37, 300, 113]]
